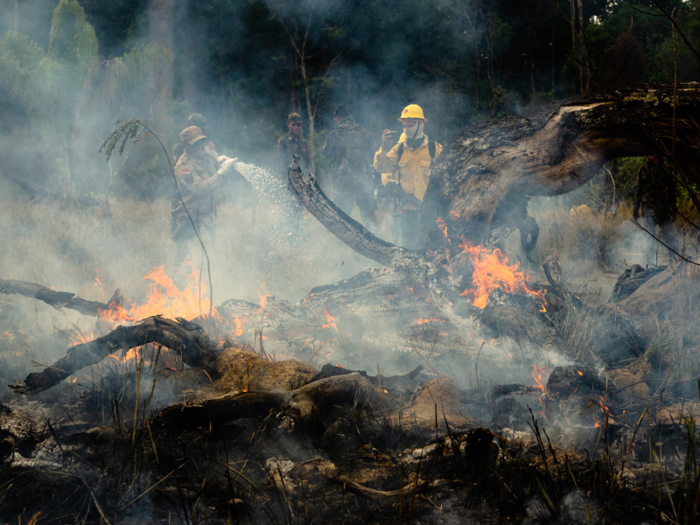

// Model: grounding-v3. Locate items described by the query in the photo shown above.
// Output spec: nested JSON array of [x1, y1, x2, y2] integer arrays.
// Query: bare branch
[[102, 119, 215, 316], [630, 219, 700, 267]]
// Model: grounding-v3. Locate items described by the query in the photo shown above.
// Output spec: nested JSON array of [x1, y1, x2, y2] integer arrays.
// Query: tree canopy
[[0, 0, 697, 199]]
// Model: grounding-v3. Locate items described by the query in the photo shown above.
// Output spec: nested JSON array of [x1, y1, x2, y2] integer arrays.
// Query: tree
[[271, 0, 345, 174]]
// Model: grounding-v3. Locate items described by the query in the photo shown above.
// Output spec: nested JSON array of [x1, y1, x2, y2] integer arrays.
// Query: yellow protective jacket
[[373, 136, 442, 209]]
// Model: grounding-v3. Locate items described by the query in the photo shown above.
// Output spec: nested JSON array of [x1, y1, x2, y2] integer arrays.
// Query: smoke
[[523, 490, 600, 524], [0, 0, 693, 454]]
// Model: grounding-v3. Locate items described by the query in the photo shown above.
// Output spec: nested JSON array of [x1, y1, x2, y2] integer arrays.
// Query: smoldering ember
[[2, 2, 700, 525]]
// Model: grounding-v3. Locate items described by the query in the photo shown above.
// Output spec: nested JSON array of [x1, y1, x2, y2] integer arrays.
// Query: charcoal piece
[[547, 365, 609, 398]]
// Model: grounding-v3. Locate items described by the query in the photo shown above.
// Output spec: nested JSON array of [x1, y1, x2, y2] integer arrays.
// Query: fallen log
[[9, 316, 219, 395], [155, 391, 286, 431], [426, 83, 700, 244], [617, 257, 700, 317], [156, 371, 399, 431], [0, 278, 121, 317]]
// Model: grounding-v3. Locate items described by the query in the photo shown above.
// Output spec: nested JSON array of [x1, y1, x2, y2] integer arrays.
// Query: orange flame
[[255, 283, 271, 315], [109, 347, 141, 363], [94, 269, 104, 298], [416, 318, 446, 325], [436, 217, 451, 243], [596, 395, 614, 425], [322, 307, 338, 331], [98, 262, 210, 325], [70, 333, 95, 346], [532, 365, 548, 393], [459, 243, 547, 310], [532, 364, 549, 416], [233, 317, 244, 337]]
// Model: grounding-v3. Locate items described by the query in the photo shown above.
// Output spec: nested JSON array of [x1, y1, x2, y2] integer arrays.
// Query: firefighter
[[373, 105, 442, 250], [633, 155, 679, 265], [171, 113, 217, 166], [323, 105, 379, 231], [274, 112, 310, 176], [171, 126, 236, 269]]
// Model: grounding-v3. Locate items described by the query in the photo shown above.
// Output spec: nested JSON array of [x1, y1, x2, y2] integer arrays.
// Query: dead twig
[[101, 119, 214, 316], [630, 219, 700, 266]]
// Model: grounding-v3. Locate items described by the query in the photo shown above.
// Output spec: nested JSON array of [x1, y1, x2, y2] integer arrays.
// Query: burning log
[[281, 85, 700, 365], [9, 316, 218, 395], [11, 85, 698, 401], [0, 277, 122, 317]]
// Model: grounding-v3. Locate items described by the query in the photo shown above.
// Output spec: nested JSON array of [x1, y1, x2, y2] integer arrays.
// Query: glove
[[217, 157, 238, 175]]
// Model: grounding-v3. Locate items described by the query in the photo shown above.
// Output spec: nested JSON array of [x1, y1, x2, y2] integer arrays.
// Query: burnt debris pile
[[2, 85, 700, 523]]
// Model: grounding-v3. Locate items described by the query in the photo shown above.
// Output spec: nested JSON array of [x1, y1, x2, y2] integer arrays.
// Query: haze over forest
[[0, 0, 698, 203]]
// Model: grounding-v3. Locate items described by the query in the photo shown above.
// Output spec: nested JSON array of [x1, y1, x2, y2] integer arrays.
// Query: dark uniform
[[633, 157, 678, 264], [324, 116, 378, 231], [274, 132, 310, 176], [272, 114, 308, 242]]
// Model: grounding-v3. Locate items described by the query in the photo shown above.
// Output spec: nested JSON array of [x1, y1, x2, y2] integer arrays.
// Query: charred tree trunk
[[0, 278, 120, 317], [424, 83, 700, 245], [10, 316, 218, 395]]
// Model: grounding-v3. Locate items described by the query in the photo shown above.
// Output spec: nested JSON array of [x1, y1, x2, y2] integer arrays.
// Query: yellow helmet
[[398, 104, 427, 121]]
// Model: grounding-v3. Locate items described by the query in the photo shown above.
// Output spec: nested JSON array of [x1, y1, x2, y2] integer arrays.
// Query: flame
[[94, 269, 104, 298], [532, 364, 549, 416], [532, 365, 548, 393], [233, 317, 244, 336], [322, 307, 338, 331], [578, 370, 583, 376], [436, 217, 451, 243], [98, 262, 210, 325], [416, 318, 446, 325], [449, 211, 460, 220], [109, 347, 140, 363], [71, 377, 77, 383], [130, 265, 209, 320], [4, 331, 11, 338], [202, 308, 245, 342], [256, 283, 271, 314], [459, 243, 547, 310], [70, 332, 95, 346], [597, 395, 614, 425]]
